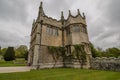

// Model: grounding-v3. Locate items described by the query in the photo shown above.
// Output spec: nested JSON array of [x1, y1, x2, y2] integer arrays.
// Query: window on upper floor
[[46, 26, 50, 34], [81, 26, 87, 33], [46, 26, 59, 36], [73, 26, 80, 32], [53, 28, 59, 36], [55, 29, 59, 36], [66, 28, 70, 35], [49, 28, 53, 35]]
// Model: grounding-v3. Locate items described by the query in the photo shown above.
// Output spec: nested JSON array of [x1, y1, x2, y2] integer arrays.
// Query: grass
[[0, 68, 120, 80], [0, 58, 26, 67]]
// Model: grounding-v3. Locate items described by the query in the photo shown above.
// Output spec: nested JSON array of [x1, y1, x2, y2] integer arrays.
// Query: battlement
[[35, 2, 86, 28]]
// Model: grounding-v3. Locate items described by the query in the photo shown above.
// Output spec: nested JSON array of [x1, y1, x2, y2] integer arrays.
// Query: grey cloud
[[89, 0, 120, 49], [105, 0, 120, 27], [0, 0, 119, 49], [0, 0, 28, 23], [0, 30, 22, 47], [42, 0, 75, 19], [0, 0, 31, 48], [96, 28, 119, 41]]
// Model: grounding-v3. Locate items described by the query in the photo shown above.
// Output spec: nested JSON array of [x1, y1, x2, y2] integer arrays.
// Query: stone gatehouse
[[28, 2, 92, 69]]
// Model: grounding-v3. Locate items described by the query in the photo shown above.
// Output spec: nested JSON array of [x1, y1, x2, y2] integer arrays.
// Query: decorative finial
[[40, 2, 43, 8], [61, 11, 64, 18], [83, 12, 86, 19], [77, 9, 80, 15], [61, 11, 64, 24], [69, 10, 71, 16]]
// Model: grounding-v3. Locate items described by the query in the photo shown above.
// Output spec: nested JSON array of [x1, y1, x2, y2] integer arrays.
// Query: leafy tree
[[0, 46, 2, 55], [24, 51, 28, 60], [73, 44, 86, 69], [105, 47, 120, 57], [15, 45, 28, 58], [90, 43, 101, 57], [15, 50, 21, 58], [4, 47, 15, 61], [1, 48, 7, 56], [90, 43, 120, 58]]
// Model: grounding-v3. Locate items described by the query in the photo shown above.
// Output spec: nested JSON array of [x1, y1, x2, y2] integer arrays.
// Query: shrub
[[24, 51, 28, 60], [4, 47, 15, 61]]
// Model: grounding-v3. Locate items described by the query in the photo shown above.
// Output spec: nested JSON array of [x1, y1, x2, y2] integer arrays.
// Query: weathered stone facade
[[28, 2, 92, 69]]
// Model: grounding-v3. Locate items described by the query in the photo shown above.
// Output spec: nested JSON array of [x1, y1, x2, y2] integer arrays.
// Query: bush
[[4, 47, 15, 61], [0, 46, 2, 55], [15, 45, 28, 58], [24, 51, 28, 60]]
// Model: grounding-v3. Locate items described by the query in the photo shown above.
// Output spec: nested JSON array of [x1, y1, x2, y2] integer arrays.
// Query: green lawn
[[0, 68, 120, 80], [0, 58, 26, 67]]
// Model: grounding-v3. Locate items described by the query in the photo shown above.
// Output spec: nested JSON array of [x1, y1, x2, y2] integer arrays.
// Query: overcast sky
[[0, 0, 120, 49]]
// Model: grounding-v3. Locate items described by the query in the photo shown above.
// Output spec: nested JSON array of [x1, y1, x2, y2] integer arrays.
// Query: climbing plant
[[48, 46, 66, 68], [73, 44, 87, 69], [58, 47, 66, 67]]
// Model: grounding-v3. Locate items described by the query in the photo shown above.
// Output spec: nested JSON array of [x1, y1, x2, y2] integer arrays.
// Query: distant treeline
[[0, 45, 28, 61], [90, 43, 120, 58]]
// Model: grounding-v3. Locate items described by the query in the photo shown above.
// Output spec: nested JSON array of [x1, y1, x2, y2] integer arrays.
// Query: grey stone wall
[[91, 57, 120, 71], [64, 57, 90, 69]]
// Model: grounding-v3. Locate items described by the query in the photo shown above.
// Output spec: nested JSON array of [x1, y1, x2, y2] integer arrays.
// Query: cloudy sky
[[0, 0, 120, 49]]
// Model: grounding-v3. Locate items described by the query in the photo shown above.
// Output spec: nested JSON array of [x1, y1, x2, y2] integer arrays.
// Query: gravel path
[[0, 67, 31, 73]]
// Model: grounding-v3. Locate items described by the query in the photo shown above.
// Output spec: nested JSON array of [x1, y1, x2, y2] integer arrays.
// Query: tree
[[4, 47, 15, 61], [0, 46, 2, 55], [73, 44, 86, 69], [1, 48, 7, 56], [105, 47, 120, 57], [15, 45, 28, 58], [90, 43, 101, 57], [90, 43, 120, 58], [24, 51, 28, 60]]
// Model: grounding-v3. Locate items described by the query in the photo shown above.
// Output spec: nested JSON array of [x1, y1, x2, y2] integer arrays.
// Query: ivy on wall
[[48, 46, 66, 68], [48, 45, 87, 69], [72, 44, 87, 69]]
